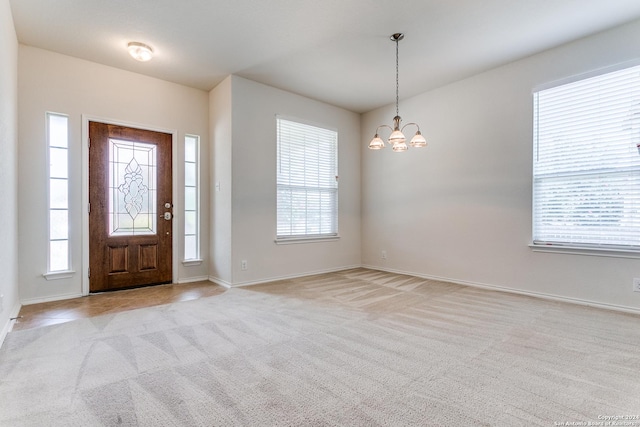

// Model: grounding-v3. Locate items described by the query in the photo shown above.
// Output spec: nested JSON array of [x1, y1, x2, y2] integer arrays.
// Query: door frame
[[81, 115, 178, 296]]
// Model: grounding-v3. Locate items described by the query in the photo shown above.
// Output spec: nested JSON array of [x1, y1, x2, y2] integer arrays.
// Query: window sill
[[182, 259, 203, 267], [275, 236, 340, 245], [43, 270, 75, 280], [529, 243, 640, 259]]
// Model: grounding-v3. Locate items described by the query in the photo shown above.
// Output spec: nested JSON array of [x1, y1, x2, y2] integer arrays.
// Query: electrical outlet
[[381, 250, 387, 260], [633, 278, 640, 292], [241, 260, 248, 271]]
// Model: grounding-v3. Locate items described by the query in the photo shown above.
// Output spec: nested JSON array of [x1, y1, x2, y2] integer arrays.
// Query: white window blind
[[533, 64, 640, 249], [276, 118, 338, 239]]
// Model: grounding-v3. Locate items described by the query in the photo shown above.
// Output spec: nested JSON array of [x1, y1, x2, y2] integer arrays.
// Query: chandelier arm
[[400, 122, 420, 132], [375, 124, 394, 135]]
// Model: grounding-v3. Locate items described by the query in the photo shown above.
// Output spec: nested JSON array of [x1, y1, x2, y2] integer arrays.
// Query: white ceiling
[[10, 0, 640, 113]]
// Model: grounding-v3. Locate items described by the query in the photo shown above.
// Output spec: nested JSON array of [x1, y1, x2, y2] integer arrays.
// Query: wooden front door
[[89, 121, 173, 292]]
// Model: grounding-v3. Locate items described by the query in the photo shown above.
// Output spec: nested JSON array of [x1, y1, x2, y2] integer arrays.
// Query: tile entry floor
[[12, 281, 227, 332]]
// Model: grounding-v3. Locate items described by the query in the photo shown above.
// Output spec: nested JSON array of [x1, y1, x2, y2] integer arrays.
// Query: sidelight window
[[47, 113, 70, 272], [184, 135, 200, 260]]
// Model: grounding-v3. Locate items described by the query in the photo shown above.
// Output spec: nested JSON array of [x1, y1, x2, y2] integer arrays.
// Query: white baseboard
[[212, 264, 362, 289], [362, 264, 640, 316], [208, 276, 232, 289], [21, 293, 83, 306], [17, 263, 636, 319], [176, 276, 210, 284], [231, 264, 361, 288], [0, 302, 22, 348]]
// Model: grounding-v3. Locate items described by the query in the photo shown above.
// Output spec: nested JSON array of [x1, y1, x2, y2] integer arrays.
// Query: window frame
[[44, 112, 74, 279], [531, 61, 640, 258], [183, 134, 201, 264], [275, 116, 339, 244]]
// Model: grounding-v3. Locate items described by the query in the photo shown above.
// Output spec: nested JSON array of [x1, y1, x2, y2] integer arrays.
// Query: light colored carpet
[[1, 268, 639, 426]]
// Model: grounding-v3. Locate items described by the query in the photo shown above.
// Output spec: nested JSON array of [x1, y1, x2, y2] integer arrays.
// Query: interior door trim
[[81, 115, 178, 296]]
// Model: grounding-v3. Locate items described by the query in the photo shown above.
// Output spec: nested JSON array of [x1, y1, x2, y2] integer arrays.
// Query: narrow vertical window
[[184, 135, 200, 260], [47, 113, 70, 272]]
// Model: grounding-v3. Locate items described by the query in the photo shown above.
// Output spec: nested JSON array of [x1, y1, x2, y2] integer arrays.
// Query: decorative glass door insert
[[109, 138, 157, 236]]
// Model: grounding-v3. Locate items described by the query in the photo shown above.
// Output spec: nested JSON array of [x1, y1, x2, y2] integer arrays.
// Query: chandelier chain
[[395, 37, 399, 117], [368, 33, 427, 152]]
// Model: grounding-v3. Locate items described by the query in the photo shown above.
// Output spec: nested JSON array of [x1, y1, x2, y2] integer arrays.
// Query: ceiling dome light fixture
[[369, 33, 427, 152], [127, 41, 154, 62]]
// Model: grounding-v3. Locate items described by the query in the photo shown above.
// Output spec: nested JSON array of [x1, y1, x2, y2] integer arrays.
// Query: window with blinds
[[276, 117, 338, 240], [533, 64, 640, 250]]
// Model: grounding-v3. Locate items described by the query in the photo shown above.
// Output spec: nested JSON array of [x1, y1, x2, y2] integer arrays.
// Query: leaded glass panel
[[108, 139, 157, 236]]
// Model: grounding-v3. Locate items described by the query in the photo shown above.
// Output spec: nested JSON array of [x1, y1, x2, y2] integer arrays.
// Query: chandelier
[[368, 33, 427, 152]]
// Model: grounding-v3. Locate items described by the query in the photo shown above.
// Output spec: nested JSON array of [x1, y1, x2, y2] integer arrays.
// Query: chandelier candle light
[[369, 33, 427, 152]]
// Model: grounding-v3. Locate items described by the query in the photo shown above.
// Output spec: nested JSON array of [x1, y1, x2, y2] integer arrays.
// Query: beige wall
[[0, 0, 19, 340], [17, 46, 361, 302], [361, 19, 640, 312], [210, 76, 362, 286], [12, 14, 640, 313], [209, 76, 233, 285], [18, 45, 210, 303]]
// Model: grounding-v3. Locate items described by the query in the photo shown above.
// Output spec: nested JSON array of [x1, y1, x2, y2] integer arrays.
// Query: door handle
[[163, 212, 172, 220]]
